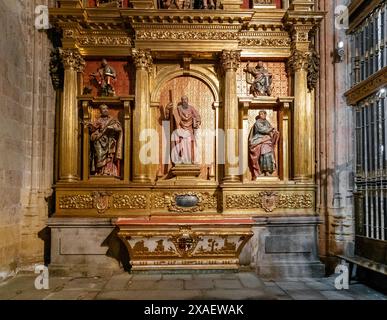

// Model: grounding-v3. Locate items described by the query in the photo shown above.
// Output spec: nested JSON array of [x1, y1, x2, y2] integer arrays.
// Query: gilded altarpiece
[[48, 0, 325, 274]]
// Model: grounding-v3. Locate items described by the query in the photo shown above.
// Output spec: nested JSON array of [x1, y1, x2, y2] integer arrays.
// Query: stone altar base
[[115, 216, 254, 271]]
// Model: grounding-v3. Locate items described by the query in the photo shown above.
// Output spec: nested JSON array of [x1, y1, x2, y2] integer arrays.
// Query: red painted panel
[[83, 60, 132, 96], [87, 0, 129, 7]]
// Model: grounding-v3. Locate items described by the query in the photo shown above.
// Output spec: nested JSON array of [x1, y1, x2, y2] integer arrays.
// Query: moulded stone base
[[48, 217, 126, 276]]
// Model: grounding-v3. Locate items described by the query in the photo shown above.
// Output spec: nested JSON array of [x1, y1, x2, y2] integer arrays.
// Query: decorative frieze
[[137, 30, 239, 41], [112, 194, 148, 209], [78, 35, 131, 46], [239, 38, 291, 47], [225, 192, 313, 212]]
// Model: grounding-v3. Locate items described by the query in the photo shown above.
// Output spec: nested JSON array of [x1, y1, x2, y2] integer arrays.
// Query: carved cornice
[[345, 67, 387, 106], [131, 48, 153, 70], [220, 50, 241, 72], [59, 48, 85, 72]]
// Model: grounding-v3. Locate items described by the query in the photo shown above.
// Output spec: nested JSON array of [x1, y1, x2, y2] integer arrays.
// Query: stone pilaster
[[220, 50, 241, 183], [132, 48, 152, 183], [59, 48, 85, 181]]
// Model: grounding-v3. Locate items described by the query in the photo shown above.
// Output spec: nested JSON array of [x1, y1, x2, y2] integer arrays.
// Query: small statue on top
[[90, 58, 117, 97], [244, 61, 273, 97]]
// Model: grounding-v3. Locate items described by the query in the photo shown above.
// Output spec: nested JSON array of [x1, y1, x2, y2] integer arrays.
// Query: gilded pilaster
[[132, 48, 152, 183], [220, 50, 241, 183], [59, 48, 85, 181]]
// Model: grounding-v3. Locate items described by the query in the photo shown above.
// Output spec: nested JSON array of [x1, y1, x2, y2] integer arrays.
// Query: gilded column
[[220, 50, 241, 182], [132, 49, 152, 183], [288, 48, 313, 181], [286, 0, 322, 183], [59, 48, 85, 181]]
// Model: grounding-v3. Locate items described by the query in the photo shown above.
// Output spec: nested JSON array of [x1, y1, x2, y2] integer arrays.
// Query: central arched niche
[[156, 75, 216, 180]]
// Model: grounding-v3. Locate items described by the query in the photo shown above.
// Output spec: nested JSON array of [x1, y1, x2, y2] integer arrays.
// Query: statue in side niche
[[90, 58, 117, 97], [248, 111, 279, 180], [244, 61, 273, 97], [86, 104, 123, 177]]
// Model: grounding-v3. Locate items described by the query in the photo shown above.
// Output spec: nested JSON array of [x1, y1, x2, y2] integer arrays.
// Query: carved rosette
[[59, 48, 85, 72], [131, 48, 153, 71], [220, 50, 241, 72]]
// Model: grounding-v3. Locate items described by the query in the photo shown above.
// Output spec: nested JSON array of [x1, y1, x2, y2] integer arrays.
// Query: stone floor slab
[[162, 274, 193, 280], [214, 279, 243, 289], [238, 273, 265, 289], [185, 279, 214, 290], [203, 289, 277, 300], [153, 280, 184, 290], [96, 290, 203, 300], [127, 280, 158, 290]]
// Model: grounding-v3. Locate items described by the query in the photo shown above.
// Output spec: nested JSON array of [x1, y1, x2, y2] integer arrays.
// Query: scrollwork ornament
[[49, 48, 64, 90], [307, 48, 320, 91]]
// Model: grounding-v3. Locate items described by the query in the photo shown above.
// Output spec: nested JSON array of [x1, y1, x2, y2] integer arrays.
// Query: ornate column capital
[[132, 48, 153, 71], [220, 50, 241, 72], [287, 49, 320, 91], [287, 50, 310, 74], [59, 48, 85, 72]]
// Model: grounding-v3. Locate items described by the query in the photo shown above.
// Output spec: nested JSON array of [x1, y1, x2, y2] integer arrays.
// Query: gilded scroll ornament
[[307, 49, 320, 91], [78, 35, 131, 46], [59, 195, 94, 209], [239, 38, 291, 47], [112, 194, 148, 209], [49, 48, 64, 90], [226, 192, 313, 211], [136, 30, 238, 41], [59, 48, 85, 72]]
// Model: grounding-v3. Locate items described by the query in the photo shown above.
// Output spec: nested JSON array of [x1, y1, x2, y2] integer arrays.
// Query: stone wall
[[316, 0, 355, 273], [0, 0, 55, 280]]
